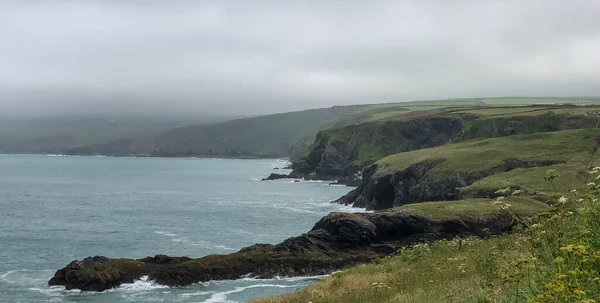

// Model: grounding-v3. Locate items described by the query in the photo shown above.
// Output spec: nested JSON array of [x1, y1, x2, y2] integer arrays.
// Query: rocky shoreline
[[49, 209, 517, 292]]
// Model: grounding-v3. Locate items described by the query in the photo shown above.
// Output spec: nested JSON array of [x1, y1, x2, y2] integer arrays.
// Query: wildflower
[[495, 187, 511, 196], [570, 189, 578, 193], [557, 196, 568, 204], [555, 273, 567, 279], [544, 169, 558, 181], [574, 289, 585, 296], [568, 269, 584, 276], [554, 257, 565, 264]]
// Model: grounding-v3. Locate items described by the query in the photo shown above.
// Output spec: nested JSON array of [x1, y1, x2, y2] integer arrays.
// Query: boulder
[[261, 173, 290, 181]]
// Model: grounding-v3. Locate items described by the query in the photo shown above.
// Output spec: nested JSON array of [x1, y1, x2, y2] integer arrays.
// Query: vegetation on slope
[[292, 105, 600, 180], [0, 114, 228, 154], [338, 128, 599, 209], [64, 106, 363, 158], [254, 166, 600, 303], [375, 129, 595, 176]]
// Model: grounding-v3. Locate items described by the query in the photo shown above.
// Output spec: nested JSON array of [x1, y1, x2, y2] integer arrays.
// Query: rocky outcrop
[[290, 112, 598, 183], [291, 116, 468, 180], [261, 173, 291, 181], [48, 209, 518, 291], [336, 159, 563, 210]]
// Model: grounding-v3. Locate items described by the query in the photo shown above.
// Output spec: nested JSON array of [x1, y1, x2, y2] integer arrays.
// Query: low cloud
[[1, 0, 599, 115]]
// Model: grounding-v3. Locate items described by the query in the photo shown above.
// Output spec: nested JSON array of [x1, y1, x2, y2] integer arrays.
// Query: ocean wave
[[113, 276, 168, 292], [239, 273, 333, 282], [198, 283, 300, 303], [29, 286, 79, 298], [270, 204, 317, 214], [154, 231, 179, 237], [1, 269, 53, 286], [154, 231, 237, 251]]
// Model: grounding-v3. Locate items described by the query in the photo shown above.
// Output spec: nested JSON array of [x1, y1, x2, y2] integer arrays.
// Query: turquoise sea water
[[0, 155, 354, 303]]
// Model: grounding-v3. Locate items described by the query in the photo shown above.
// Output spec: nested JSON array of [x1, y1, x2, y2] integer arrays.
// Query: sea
[[0, 154, 356, 303]]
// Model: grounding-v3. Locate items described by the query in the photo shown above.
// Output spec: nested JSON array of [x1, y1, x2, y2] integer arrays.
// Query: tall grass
[[254, 165, 600, 303], [498, 166, 600, 302]]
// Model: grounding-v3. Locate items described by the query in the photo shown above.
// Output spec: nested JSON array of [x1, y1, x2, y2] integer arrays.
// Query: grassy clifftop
[[292, 106, 600, 180], [337, 128, 599, 210]]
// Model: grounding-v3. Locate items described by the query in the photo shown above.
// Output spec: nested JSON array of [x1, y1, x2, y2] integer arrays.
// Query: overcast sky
[[1, 0, 600, 116]]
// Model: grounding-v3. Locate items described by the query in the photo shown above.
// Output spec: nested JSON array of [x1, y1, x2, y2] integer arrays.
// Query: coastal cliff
[[335, 129, 597, 210], [288, 109, 598, 183]]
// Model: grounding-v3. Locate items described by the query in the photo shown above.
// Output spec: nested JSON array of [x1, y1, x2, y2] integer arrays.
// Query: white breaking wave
[[199, 284, 300, 303], [154, 230, 237, 251], [1, 269, 52, 285], [114, 276, 168, 292], [153, 231, 179, 237], [29, 286, 78, 298], [239, 273, 333, 282]]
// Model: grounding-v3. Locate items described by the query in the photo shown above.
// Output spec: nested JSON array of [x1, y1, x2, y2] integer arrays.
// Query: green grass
[[253, 235, 529, 303], [400, 197, 549, 220], [333, 98, 600, 128], [459, 163, 593, 201], [376, 129, 599, 177]]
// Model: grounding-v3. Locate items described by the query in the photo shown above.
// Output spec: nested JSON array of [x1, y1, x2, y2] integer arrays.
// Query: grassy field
[[376, 129, 598, 177], [401, 197, 549, 220], [459, 163, 592, 201], [331, 97, 600, 127]]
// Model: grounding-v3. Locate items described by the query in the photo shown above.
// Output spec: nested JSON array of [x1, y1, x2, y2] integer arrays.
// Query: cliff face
[[290, 113, 598, 181], [291, 116, 467, 179], [333, 128, 599, 210], [335, 159, 561, 210], [49, 209, 519, 291], [453, 113, 598, 142]]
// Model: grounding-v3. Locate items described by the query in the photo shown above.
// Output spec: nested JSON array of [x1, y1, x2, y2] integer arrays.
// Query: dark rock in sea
[[329, 175, 362, 187], [49, 209, 518, 291], [261, 173, 290, 181]]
